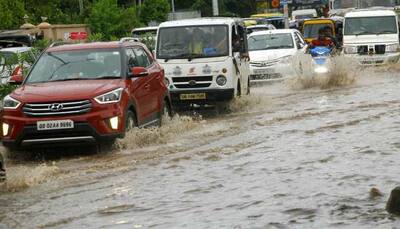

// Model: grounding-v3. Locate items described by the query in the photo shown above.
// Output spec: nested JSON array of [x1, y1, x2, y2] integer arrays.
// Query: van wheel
[[246, 78, 250, 95], [125, 110, 137, 132], [236, 81, 241, 97], [160, 99, 172, 126]]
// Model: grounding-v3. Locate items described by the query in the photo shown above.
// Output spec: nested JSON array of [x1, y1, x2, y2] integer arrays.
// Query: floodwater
[[1, 66, 400, 228]]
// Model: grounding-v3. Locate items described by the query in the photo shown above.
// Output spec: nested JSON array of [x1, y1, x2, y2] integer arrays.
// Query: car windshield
[[0, 52, 18, 66], [248, 33, 294, 51], [303, 23, 333, 39], [26, 49, 122, 84], [344, 16, 397, 35], [157, 25, 229, 60], [295, 14, 314, 20]]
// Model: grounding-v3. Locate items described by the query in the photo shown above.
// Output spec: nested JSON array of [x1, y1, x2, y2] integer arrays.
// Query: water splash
[[115, 115, 201, 150], [288, 54, 359, 89], [5, 163, 60, 192]]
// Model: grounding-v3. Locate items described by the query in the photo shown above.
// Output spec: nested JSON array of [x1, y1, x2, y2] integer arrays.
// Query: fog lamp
[[2, 123, 9, 136], [109, 116, 119, 130]]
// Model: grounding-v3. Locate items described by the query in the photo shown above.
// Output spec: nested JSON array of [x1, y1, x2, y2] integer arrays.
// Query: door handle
[[144, 84, 150, 90]]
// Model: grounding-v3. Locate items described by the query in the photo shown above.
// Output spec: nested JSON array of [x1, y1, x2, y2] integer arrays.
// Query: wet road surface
[[1, 68, 400, 228]]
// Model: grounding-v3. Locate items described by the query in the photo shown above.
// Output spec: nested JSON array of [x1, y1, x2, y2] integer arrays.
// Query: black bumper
[[170, 89, 235, 106], [2, 122, 122, 149]]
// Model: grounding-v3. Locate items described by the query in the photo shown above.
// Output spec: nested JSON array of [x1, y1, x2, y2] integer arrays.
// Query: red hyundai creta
[[1, 40, 170, 150]]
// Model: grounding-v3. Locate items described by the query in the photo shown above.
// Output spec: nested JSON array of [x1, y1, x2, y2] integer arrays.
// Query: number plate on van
[[37, 120, 74, 131], [180, 93, 206, 100]]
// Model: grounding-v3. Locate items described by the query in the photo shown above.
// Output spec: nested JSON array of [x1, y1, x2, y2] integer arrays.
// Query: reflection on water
[[1, 68, 400, 228]]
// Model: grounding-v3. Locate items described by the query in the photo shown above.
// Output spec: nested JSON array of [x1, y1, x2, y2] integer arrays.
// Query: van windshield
[[157, 25, 229, 60], [303, 23, 333, 39], [26, 50, 122, 84], [248, 33, 294, 51], [344, 16, 397, 35]]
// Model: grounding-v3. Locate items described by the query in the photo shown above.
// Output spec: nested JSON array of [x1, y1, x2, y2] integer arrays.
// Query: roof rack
[[119, 37, 140, 43]]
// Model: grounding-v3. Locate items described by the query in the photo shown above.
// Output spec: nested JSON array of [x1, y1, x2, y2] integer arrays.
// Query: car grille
[[357, 45, 386, 55], [250, 60, 280, 67], [23, 100, 92, 117], [375, 45, 386, 54], [172, 76, 212, 89]]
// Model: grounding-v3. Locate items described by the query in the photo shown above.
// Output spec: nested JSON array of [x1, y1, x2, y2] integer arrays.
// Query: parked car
[[248, 29, 307, 82], [0, 47, 37, 84], [1, 39, 171, 150], [156, 18, 250, 110]]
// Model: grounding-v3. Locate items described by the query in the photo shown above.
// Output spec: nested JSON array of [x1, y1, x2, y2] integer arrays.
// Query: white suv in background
[[342, 8, 400, 65]]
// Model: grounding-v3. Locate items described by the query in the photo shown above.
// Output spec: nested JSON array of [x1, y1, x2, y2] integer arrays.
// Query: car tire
[[0, 153, 5, 183], [159, 99, 172, 126], [246, 78, 250, 95], [125, 110, 137, 132], [236, 81, 241, 97]]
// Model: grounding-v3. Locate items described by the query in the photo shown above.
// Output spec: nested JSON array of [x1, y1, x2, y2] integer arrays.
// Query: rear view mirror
[[130, 67, 148, 78]]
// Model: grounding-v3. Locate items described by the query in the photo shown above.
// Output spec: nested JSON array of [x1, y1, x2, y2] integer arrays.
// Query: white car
[[0, 47, 37, 84], [248, 29, 307, 82]]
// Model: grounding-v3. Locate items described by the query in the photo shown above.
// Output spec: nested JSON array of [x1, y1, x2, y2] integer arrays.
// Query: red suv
[[1, 40, 170, 149]]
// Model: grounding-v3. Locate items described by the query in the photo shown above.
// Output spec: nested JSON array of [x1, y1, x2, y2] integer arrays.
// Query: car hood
[[11, 79, 124, 103], [343, 34, 399, 45], [249, 49, 296, 62]]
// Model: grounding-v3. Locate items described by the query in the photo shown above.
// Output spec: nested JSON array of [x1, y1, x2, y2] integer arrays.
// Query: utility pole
[[212, 0, 219, 16], [78, 0, 84, 15], [171, 0, 175, 20]]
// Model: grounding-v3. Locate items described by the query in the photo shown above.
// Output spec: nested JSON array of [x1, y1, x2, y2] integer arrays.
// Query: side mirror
[[9, 66, 24, 85], [130, 66, 148, 78], [9, 74, 23, 85]]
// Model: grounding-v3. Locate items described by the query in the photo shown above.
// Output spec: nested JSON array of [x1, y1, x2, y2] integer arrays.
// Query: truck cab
[[342, 8, 400, 65], [156, 18, 250, 109]]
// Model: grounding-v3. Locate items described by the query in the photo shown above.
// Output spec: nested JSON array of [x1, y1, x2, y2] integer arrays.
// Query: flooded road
[[1, 68, 400, 228]]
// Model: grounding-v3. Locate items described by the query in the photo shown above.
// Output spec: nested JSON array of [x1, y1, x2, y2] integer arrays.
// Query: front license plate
[[180, 93, 206, 100], [37, 120, 74, 131], [254, 68, 275, 75]]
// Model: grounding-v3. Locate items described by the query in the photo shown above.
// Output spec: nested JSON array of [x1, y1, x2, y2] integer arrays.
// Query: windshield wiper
[[95, 76, 120, 79], [187, 53, 203, 61], [354, 31, 371, 36], [377, 30, 395, 35], [50, 78, 89, 82]]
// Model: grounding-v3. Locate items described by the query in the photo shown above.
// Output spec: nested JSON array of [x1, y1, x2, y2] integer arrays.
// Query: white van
[[291, 9, 318, 20], [156, 18, 250, 109], [342, 8, 400, 65]]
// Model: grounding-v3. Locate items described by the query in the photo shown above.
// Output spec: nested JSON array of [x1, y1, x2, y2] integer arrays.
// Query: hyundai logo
[[188, 80, 197, 86], [49, 103, 64, 112]]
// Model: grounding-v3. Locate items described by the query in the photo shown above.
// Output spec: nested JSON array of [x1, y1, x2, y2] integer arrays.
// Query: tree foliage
[[140, 0, 170, 25]]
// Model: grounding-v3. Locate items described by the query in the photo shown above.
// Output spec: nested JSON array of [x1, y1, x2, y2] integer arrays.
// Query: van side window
[[133, 47, 151, 68]]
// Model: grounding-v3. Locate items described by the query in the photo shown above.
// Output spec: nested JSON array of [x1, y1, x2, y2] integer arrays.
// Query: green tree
[[0, 0, 25, 30], [140, 0, 170, 25], [87, 0, 125, 40]]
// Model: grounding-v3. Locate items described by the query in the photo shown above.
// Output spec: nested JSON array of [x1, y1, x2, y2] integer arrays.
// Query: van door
[[237, 23, 250, 95]]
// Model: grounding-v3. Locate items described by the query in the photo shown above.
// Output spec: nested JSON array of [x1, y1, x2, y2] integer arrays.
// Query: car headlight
[[279, 55, 292, 64], [343, 46, 357, 54], [2, 95, 21, 109], [94, 88, 123, 104], [386, 44, 400, 53]]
